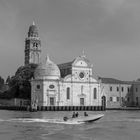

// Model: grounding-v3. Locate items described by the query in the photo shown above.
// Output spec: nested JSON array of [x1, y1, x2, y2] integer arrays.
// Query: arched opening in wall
[[136, 97, 139, 106], [93, 88, 97, 99], [66, 87, 70, 100], [102, 96, 106, 109]]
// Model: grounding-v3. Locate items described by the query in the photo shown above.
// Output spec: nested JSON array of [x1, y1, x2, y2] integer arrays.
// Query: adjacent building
[[99, 77, 133, 108]]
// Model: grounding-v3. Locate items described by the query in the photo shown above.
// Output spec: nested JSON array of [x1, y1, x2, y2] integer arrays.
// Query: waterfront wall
[[0, 98, 30, 107], [0, 105, 105, 111], [37, 105, 104, 111]]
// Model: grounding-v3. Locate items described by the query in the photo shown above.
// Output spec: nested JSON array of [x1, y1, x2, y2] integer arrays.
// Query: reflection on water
[[0, 110, 140, 140]]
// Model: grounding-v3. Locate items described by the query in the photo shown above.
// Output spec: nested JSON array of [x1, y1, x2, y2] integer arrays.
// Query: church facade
[[26, 22, 103, 109], [31, 55, 102, 108]]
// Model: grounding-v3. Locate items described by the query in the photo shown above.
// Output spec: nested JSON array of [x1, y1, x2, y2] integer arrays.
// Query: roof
[[58, 55, 91, 69], [98, 77, 133, 84], [58, 61, 74, 69]]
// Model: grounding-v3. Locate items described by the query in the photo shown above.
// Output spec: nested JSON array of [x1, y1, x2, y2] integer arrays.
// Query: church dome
[[34, 56, 60, 80], [28, 21, 38, 37]]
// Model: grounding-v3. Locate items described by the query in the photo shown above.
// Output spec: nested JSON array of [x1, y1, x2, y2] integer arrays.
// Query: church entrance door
[[102, 96, 106, 109], [80, 98, 84, 106], [50, 97, 55, 106]]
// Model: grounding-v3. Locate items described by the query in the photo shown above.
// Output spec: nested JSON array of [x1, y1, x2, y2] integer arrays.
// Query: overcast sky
[[0, 0, 140, 81]]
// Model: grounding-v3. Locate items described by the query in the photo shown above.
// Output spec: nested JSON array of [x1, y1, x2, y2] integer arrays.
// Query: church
[[25, 22, 104, 110]]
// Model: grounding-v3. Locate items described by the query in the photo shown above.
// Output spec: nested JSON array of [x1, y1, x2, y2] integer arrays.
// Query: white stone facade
[[31, 55, 102, 107]]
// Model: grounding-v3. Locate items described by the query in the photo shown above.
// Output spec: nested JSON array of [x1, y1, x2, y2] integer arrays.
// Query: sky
[[0, 0, 140, 81]]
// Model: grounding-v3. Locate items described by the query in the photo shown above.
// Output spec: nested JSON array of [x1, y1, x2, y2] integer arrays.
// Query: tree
[[136, 78, 140, 81], [0, 64, 37, 99], [6, 76, 10, 84], [0, 76, 4, 90]]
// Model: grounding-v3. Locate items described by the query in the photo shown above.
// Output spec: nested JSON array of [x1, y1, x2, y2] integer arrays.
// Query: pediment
[[74, 60, 88, 67], [72, 56, 91, 68]]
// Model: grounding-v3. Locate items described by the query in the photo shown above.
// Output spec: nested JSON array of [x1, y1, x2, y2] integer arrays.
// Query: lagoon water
[[0, 110, 140, 140]]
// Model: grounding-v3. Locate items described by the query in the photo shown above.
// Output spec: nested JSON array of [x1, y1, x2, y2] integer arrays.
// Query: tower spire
[[28, 21, 38, 37], [82, 49, 86, 57], [25, 23, 41, 65]]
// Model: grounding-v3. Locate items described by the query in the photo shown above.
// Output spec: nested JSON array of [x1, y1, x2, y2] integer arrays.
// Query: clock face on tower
[[79, 72, 85, 79]]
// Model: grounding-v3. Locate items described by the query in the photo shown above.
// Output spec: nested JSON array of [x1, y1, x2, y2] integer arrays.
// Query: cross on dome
[[32, 21, 35, 26]]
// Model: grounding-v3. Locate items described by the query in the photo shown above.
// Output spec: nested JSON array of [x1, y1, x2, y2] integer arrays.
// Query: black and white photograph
[[0, 0, 140, 139]]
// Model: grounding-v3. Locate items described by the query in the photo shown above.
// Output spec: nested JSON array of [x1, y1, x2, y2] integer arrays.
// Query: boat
[[64, 114, 104, 123], [77, 114, 104, 123]]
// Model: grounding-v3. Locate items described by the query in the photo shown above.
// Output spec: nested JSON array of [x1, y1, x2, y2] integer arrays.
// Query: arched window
[[66, 87, 70, 100], [93, 88, 97, 99], [36, 85, 40, 89], [81, 85, 83, 94]]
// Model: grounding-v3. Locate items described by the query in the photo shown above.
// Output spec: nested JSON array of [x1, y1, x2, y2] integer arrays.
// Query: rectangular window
[[110, 97, 112, 101], [127, 97, 130, 102], [36, 84, 40, 90], [50, 97, 55, 106], [127, 87, 129, 92], [117, 87, 119, 92], [110, 86, 112, 91], [136, 88, 138, 92], [136, 97, 139, 106], [122, 87, 124, 92], [80, 98, 84, 106], [113, 97, 117, 102], [117, 97, 119, 102]]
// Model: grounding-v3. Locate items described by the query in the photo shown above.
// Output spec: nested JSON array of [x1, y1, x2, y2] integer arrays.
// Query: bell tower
[[24, 21, 41, 65]]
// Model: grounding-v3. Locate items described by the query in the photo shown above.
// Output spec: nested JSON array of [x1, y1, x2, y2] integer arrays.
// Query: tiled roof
[[57, 61, 74, 69], [98, 77, 133, 84]]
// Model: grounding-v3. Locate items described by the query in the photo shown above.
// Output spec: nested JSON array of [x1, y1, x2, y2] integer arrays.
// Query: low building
[[99, 77, 134, 108], [131, 81, 140, 107]]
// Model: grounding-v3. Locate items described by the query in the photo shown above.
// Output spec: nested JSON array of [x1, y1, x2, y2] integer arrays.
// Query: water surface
[[0, 110, 140, 140]]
